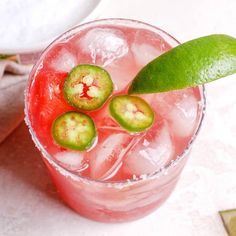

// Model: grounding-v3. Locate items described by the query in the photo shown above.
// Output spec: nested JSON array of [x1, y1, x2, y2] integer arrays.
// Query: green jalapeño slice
[[109, 95, 154, 132], [52, 111, 96, 151], [64, 64, 113, 111]]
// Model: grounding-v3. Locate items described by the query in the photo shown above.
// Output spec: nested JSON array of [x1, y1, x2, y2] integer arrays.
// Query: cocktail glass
[[25, 19, 205, 222]]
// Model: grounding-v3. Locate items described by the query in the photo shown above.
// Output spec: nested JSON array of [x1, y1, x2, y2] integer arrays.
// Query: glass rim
[[24, 18, 206, 187]]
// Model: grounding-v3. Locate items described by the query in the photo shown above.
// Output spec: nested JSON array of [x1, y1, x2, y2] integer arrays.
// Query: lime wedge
[[219, 209, 236, 236], [128, 34, 236, 94]]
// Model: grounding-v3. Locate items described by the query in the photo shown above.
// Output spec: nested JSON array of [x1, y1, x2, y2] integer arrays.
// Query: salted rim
[[24, 18, 206, 187]]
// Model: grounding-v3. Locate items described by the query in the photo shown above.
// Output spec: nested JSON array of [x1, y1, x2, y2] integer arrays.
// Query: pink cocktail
[[25, 19, 205, 222]]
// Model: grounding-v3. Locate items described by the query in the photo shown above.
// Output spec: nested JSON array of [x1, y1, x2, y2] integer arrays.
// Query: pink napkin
[[0, 60, 32, 144]]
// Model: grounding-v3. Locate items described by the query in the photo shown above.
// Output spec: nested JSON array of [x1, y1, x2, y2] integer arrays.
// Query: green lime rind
[[52, 111, 97, 151], [64, 64, 113, 111], [128, 34, 236, 94], [219, 209, 236, 236], [109, 95, 154, 132]]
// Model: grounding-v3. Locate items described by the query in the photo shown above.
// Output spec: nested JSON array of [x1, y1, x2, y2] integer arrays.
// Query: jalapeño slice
[[64, 64, 113, 111], [109, 95, 154, 132], [52, 111, 96, 151]]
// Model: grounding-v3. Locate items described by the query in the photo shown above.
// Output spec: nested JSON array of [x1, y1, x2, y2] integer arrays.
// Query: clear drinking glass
[[25, 19, 206, 222]]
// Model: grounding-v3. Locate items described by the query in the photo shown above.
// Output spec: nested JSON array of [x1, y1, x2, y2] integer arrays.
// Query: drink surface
[[28, 23, 203, 181]]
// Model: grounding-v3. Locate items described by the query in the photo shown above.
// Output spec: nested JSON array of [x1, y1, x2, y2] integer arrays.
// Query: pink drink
[[25, 19, 205, 222]]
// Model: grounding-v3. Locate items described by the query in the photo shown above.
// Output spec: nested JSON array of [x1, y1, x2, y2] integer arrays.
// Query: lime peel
[[128, 34, 236, 94]]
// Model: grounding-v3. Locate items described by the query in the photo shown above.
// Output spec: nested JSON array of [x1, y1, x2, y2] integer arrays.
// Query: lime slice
[[219, 209, 236, 236], [128, 34, 236, 94]]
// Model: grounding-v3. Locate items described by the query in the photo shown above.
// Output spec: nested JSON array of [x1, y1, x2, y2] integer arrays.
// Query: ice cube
[[168, 95, 198, 137], [131, 43, 162, 66], [148, 90, 187, 114], [123, 124, 174, 176], [89, 132, 132, 179], [147, 89, 199, 138], [79, 28, 129, 66], [54, 151, 87, 172], [131, 29, 170, 66], [50, 48, 77, 72], [104, 52, 139, 91]]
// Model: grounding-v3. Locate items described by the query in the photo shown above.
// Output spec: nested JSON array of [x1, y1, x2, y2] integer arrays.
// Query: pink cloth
[[0, 60, 32, 143]]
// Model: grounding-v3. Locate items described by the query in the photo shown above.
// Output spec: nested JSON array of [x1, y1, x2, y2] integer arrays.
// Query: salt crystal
[[0, 0, 92, 48]]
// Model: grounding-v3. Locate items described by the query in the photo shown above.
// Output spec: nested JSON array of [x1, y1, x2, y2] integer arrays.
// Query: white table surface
[[0, 0, 236, 235]]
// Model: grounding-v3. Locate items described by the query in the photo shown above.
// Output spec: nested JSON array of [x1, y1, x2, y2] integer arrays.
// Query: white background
[[0, 0, 236, 235]]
